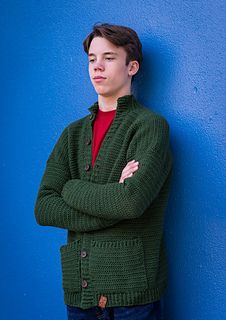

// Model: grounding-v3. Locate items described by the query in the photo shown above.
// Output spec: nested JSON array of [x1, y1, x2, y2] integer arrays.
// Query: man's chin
[[95, 90, 112, 97]]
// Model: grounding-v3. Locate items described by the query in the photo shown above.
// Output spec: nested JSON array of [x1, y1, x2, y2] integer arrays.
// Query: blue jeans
[[67, 300, 162, 320]]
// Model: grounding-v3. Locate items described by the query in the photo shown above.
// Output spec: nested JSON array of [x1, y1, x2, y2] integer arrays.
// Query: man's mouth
[[93, 76, 107, 83], [93, 76, 106, 80]]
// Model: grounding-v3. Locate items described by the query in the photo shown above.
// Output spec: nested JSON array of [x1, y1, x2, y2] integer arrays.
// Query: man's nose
[[94, 60, 104, 71]]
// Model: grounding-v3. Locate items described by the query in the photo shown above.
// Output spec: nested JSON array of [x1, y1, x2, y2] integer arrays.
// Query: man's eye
[[89, 59, 95, 63], [105, 57, 114, 61]]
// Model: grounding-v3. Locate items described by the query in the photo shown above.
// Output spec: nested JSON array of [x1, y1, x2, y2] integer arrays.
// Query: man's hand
[[119, 160, 139, 183]]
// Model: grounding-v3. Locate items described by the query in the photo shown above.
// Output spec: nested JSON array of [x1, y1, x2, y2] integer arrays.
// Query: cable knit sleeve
[[61, 115, 172, 220], [34, 127, 120, 231]]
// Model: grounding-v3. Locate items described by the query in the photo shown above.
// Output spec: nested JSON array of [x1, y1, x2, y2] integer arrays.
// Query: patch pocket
[[90, 238, 148, 292], [60, 240, 81, 291]]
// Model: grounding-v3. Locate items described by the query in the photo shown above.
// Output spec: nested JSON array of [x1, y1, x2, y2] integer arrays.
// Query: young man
[[35, 23, 172, 320]]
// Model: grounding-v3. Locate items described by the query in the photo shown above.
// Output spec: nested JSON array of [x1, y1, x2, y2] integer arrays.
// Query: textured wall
[[1, 1, 225, 319]]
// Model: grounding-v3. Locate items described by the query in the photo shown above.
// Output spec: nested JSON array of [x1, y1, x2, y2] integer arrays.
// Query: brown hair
[[83, 23, 142, 67]]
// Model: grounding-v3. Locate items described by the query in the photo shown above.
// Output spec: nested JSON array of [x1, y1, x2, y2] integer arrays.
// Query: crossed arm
[[35, 115, 171, 231], [34, 136, 138, 233]]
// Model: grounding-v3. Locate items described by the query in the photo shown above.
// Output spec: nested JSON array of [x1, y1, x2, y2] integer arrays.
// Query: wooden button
[[82, 280, 88, 288], [81, 250, 87, 258], [86, 138, 91, 145]]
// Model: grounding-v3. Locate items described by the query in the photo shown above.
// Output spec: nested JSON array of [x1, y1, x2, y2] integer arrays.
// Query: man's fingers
[[122, 161, 139, 175], [121, 166, 138, 179], [122, 160, 139, 172], [119, 172, 134, 183], [119, 160, 139, 183], [121, 163, 139, 180]]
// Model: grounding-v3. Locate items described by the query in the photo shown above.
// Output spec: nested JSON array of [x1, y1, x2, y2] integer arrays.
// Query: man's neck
[[98, 91, 131, 112]]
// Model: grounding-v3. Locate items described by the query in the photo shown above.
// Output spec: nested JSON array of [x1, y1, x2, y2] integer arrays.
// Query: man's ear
[[128, 61, 139, 77]]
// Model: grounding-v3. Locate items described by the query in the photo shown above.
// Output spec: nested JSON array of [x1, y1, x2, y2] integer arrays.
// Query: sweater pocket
[[60, 240, 81, 291], [90, 238, 148, 293]]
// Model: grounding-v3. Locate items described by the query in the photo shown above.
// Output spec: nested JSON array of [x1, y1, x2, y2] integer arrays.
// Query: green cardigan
[[34, 95, 172, 309]]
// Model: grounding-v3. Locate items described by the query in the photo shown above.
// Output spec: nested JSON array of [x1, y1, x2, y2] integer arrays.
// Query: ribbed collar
[[88, 94, 135, 116]]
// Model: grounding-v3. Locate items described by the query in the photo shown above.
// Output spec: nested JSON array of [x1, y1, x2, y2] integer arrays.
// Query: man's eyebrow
[[104, 52, 118, 55], [88, 52, 118, 57]]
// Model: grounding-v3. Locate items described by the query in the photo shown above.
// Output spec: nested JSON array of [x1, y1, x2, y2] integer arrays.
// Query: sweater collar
[[88, 94, 135, 116]]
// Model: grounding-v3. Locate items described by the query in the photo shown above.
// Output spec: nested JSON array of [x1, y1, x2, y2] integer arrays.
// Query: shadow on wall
[[131, 34, 225, 319], [133, 35, 180, 319], [132, 35, 176, 111], [163, 117, 225, 320]]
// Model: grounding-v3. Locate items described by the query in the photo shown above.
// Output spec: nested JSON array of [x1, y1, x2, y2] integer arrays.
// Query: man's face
[[88, 37, 133, 98]]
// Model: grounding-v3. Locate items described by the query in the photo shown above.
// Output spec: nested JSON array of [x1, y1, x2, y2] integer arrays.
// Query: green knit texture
[[34, 95, 172, 309]]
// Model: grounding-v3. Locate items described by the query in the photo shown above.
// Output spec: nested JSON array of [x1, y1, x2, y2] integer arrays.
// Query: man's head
[[83, 23, 142, 68], [83, 24, 142, 98]]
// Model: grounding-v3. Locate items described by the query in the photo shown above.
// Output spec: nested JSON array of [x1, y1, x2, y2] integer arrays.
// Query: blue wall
[[1, 1, 225, 319]]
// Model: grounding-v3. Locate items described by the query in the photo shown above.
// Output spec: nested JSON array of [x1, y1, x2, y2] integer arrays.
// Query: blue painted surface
[[1, 1, 225, 319]]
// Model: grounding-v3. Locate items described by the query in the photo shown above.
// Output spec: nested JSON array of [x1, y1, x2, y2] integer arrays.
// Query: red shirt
[[92, 108, 116, 167]]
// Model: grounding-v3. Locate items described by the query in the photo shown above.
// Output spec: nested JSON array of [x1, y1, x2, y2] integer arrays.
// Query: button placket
[[80, 237, 92, 299], [83, 120, 92, 180]]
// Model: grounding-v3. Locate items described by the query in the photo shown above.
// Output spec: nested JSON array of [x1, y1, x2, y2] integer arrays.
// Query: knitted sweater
[[34, 95, 172, 309]]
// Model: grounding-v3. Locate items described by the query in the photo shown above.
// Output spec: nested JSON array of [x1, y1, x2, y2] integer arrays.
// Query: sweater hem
[[64, 282, 167, 309]]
